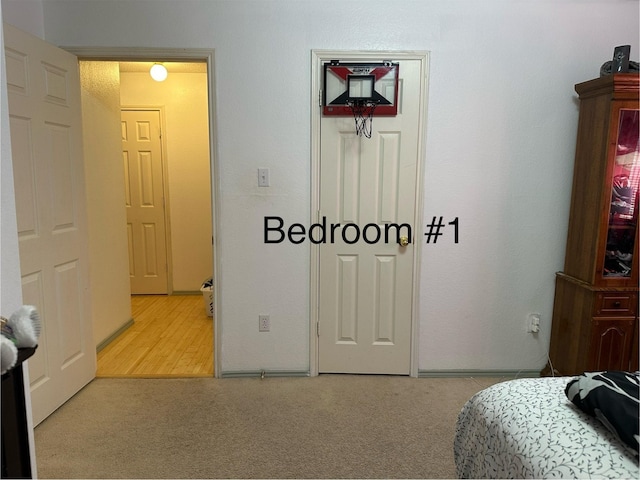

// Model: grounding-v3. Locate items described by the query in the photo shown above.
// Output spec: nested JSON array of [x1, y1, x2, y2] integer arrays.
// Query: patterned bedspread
[[453, 377, 639, 479]]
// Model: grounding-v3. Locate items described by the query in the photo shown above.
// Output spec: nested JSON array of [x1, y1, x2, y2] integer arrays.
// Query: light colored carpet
[[33, 375, 505, 479]]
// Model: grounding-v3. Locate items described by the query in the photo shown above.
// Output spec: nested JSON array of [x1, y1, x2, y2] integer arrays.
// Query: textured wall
[[79, 61, 132, 345]]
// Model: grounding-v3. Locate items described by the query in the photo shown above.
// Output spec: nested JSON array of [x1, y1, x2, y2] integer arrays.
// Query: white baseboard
[[418, 369, 541, 378], [220, 369, 542, 379], [221, 370, 310, 378]]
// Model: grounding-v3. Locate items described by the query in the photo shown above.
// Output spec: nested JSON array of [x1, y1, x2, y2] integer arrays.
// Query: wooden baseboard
[[96, 373, 213, 379], [96, 318, 134, 353]]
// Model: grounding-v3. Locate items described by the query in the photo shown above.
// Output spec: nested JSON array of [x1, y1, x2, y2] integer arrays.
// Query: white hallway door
[[318, 57, 424, 374], [121, 109, 168, 294], [4, 23, 96, 424]]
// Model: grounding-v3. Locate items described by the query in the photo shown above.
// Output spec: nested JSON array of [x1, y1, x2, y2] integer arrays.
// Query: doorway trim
[[309, 49, 429, 378], [63, 47, 222, 378]]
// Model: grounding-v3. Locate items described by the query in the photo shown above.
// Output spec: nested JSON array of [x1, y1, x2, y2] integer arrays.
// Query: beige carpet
[[33, 375, 505, 479]]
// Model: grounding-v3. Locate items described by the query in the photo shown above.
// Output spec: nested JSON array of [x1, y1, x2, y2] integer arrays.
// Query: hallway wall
[[79, 61, 132, 346]]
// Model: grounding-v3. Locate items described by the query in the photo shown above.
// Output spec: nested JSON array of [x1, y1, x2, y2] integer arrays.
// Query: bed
[[453, 373, 639, 479]]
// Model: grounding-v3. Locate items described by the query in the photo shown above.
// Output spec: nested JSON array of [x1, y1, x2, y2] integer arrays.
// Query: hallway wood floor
[[97, 295, 213, 377]]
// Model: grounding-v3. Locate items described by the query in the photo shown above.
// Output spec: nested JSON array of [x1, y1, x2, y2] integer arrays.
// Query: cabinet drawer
[[594, 293, 637, 316]]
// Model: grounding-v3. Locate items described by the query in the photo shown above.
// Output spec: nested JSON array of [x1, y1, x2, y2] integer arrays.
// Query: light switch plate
[[258, 168, 270, 187]]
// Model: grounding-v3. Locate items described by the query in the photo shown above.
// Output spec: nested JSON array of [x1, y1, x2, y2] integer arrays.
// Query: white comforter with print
[[453, 377, 639, 479]]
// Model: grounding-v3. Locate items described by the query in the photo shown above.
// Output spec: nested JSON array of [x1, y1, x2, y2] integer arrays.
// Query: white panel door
[[318, 58, 422, 374], [121, 109, 168, 294], [4, 23, 96, 424]]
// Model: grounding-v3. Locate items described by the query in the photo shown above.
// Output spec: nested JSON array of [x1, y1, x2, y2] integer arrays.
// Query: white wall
[[5, 0, 639, 374], [119, 71, 213, 292], [1, 0, 43, 38], [0, 9, 23, 317]]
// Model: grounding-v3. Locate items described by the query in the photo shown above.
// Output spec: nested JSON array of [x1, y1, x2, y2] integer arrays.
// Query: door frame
[[121, 106, 172, 294], [309, 50, 430, 377], [62, 47, 222, 378]]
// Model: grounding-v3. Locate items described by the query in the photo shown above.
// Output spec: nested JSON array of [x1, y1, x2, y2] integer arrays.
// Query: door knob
[[399, 236, 409, 247]]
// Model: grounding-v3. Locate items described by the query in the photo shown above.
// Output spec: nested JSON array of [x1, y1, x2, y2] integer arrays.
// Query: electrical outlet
[[527, 313, 540, 333], [259, 314, 270, 332]]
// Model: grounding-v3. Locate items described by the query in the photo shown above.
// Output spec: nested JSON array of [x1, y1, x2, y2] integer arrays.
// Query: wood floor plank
[[97, 294, 213, 377]]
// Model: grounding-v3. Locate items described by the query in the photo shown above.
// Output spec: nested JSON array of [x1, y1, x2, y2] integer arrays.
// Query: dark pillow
[[565, 371, 639, 456]]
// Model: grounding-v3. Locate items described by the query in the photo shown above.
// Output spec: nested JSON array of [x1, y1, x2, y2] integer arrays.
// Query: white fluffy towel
[[8, 305, 41, 348]]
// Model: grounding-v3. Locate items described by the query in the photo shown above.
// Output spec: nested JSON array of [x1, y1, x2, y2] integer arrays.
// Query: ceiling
[[118, 61, 207, 74]]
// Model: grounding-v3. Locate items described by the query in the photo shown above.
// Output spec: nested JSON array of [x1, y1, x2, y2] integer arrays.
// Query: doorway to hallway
[[93, 59, 214, 377], [72, 50, 220, 378]]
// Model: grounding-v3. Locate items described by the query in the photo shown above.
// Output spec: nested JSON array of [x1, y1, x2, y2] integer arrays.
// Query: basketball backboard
[[323, 61, 399, 116]]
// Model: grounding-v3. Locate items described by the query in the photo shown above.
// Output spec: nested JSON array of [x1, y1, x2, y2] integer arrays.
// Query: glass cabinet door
[[603, 109, 639, 279]]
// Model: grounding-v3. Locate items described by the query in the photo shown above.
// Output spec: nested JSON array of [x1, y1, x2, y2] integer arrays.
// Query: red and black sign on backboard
[[323, 61, 399, 116]]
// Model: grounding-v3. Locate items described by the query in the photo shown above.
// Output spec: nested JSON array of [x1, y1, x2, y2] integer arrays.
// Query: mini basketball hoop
[[346, 99, 379, 138], [323, 61, 399, 139]]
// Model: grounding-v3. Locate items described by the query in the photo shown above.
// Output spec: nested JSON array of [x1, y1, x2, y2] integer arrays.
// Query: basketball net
[[346, 99, 378, 138]]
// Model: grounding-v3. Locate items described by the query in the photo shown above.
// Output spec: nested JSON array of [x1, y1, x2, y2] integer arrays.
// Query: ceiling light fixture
[[150, 63, 168, 82]]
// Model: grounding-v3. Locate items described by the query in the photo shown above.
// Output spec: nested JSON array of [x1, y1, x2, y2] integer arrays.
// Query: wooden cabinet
[[547, 74, 639, 376], [1, 347, 36, 478]]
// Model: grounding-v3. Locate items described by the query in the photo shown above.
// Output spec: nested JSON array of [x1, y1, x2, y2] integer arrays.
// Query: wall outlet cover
[[259, 314, 270, 332]]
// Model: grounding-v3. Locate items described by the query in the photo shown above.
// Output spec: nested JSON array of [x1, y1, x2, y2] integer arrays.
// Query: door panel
[[20, 273, 47, 388], [5, 23, 96, 425], [318, 59, 422, 374], [589, 318, 635, 371], [121, 109, 168, 294]]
